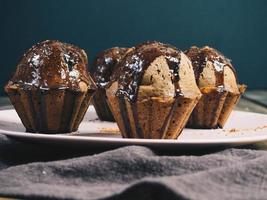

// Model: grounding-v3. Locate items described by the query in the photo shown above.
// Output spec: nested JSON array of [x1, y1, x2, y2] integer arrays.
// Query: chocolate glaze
[[91, 47, 128, 88], [111, 41, 182, 102], [9, 40, 93, 91], [185, 46, 236, 91]]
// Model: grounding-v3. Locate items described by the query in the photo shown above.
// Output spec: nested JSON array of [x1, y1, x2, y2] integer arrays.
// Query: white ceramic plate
[[0, 106, 267, 150]]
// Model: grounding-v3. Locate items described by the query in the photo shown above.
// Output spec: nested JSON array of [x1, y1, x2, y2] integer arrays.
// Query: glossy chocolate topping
[[91, 47, 128, 88], [9, 40, 93, 91], [185, 46, 236, 88], [111, 41, 182, 102]]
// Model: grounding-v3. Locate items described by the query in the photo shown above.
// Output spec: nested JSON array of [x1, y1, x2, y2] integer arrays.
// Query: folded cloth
[[0, 134, 267, 200]]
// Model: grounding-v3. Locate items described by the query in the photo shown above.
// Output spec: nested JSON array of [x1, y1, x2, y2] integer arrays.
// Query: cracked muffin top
[[91, 47, 128, 88], [185, 46, 239, 94], [108, 41, 201, 102], [7, 40, 95, 92]]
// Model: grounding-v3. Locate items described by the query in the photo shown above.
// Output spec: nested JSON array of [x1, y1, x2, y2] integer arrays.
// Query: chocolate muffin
[[91, 47, 128, 121], [106, 41, 202, 139], [185, 46, 246, 128], [5, 40, 96, 133]]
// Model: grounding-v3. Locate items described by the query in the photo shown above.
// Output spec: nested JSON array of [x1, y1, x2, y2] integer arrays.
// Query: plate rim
[[0, 109, 267, 145]]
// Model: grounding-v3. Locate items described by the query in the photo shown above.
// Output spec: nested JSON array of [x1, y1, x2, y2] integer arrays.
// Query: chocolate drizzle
[[185, 46, 236, 91], [10, 40, 92, 91], [91, 47, 128, 88], [112, 41, 182, 102]]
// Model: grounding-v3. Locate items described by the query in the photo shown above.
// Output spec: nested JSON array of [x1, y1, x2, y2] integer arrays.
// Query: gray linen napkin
[[0, 134, 267, 200]]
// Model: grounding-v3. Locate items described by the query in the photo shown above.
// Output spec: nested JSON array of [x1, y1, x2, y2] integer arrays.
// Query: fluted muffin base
[[107, 95, 200, 139], [5, 86, 94, 133], [187, 85, 246, 129], [218, 84, 247, 128], [92, 89, 115, 122]]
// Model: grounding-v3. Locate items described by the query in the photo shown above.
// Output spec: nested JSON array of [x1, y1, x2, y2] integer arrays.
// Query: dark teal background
[[1, 0, 267, 94]]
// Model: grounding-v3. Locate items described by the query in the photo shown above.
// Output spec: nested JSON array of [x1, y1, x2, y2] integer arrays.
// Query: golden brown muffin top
[[185, 46, 236, 88], [110, 41, 183, 102], [8, 40, 95, 91], [91, 47, 128, 88]]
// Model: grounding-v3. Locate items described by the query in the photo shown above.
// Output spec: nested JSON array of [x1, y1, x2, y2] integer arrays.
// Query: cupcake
[[91, 47, 128, 121], [5, 40, 96, 133], [106, 41, 202, 139], [185, 46, 246, 128]]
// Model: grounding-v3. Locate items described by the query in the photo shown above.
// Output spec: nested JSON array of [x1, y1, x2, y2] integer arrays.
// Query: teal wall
[[1, 0, 267, 94]]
